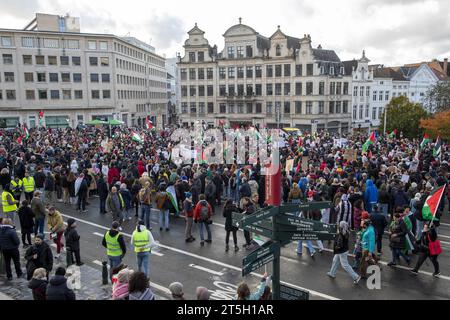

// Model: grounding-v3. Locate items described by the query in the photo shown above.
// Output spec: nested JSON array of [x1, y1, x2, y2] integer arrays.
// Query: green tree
[[380, 96, 429, 139], [425, 82, 450, 113]]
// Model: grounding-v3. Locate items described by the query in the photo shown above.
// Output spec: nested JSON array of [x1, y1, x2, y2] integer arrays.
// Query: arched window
[[276, 44, 281, 56]]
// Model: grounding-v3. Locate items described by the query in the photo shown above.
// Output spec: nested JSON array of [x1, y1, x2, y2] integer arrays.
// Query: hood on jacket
[[366, 179, 374, 188], [49, 275, 67, 286], [108, 229, 119, 237], [28, 278, 48, 289]]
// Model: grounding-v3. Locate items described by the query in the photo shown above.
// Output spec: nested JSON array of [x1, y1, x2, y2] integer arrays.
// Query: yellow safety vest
[[2, 191, 17, 213], [118, 193, 125, 208], [10, 180, 23, 193], [105, 231, 123, 257], [132, 230, 150, 253], [22, 177, 35, 193]]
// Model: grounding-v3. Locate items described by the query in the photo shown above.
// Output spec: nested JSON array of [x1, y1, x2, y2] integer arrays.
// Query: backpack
[[199, 201, 209, 221], [428, 234, 442, 256]]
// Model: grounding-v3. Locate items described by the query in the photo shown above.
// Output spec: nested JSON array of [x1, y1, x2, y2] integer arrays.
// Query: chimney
[[444, 58, 448, 75]]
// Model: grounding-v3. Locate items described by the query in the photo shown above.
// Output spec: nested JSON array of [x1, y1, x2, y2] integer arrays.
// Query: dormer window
[[340, 67, 344, 74], [228, 46, 235, 58], [198, 51, 204, 62], [330, 67, 335, 75], [276, 45, 281, 56], [189, 52, 196, 62], [320, 66, 325, 74]]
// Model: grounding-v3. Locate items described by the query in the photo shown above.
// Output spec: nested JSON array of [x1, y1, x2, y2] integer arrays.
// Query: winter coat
[[361, 225, 376, 253], [364, 180, 378, 212], [223, 203, 239, 232], [31, 197, 46, 220], [25, 243, 53, 279], [183, 199, 194, 218], [0, 225, 20, 250], [28, 278, 48, 300], [34, 171, 46, 189], [108, 167, 120, 185], [333, 232, 350, 254], [205, 182, 216, 201], [44, 174, 55, 191], [64, 227, 80, 252], [46, 275, 76, 300], [47, 211, 65, 233], [417, 228, 438, 254], [97, 178, 109, 200], [129, 288, 155, 300], [393, 190, 409, 210], [370, 212, 388, 238], [193, 200, 213, 222], [119, 188, 133, 210], [389, 220, 408, 249], [239, 182, 252, 198], [18, 206, 35, 230]]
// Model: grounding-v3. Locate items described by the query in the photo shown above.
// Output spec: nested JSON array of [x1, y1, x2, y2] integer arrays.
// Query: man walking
[[2, 184, 19, 221], [22, 171, 35, 203], [131, 220, 157, 277], [102, 221, 127, 280], [106, 186, 125, 229], [0, 218, 23, 280], [31, 191, 46, 236]]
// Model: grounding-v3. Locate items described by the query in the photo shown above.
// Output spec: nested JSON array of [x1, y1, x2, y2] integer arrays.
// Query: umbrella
[[107, 119, 124, 125], [86, 120, 107, 125]]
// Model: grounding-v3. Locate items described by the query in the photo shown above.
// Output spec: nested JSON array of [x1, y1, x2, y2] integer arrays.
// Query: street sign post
[[240, 206, 278, 227], [243, 241, 280, 266], [276, 231, 337, 241], [279, 201, 331, 214], [277, 216, 337, 233], [242, 224, 273, 238], [280, 284, 309, 300], [242, 245, 280, 277]]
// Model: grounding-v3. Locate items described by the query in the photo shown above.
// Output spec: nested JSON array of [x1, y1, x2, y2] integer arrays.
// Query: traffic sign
[[232, 212, 244, 227], [276, 231, 336, 241], [242, 224, 273, 238], [280, 284, 309, 300], [279, 201, 331, 214], [277, 216, 337, 233], [243, 241, 280, 266], [242, 249, 278, 277], [241, 206, 278, 227]]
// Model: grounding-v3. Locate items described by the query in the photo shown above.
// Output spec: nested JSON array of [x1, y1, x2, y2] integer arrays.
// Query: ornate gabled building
[[177, 19, 352, 133]]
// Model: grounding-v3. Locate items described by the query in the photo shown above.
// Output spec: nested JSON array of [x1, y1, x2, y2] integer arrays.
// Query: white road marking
[[189, 263, 224, 276], [61, 213, 339, 300], [50, 243, 57, 248], [93, 232, 104, 237], [92, 260, 103, 266]]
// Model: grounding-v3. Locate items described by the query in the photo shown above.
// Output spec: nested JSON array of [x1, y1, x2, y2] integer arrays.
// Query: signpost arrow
[[243, 241, 280, 266], [241, 206, 278, 227], [242, 224, 273, 238], [279, 201, 331, 214], [242, 244, 280, 277], [275, 231, 336, 241], [280, 284, 309, 300], [277, 216, 337, 233], [232, 212, 244, 227]]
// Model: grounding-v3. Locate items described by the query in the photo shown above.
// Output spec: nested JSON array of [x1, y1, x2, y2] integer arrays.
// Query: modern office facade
[[178, 20, 352, 133], [0, 13, 167, 129]]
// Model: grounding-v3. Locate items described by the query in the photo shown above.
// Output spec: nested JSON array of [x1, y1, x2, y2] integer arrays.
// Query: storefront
[[0, 117, 20, 129], [45, 116, 70, 129]]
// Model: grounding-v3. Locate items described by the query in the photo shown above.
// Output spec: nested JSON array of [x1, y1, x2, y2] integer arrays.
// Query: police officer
[[131, 220, 156, 277], [22, 172, 35, 204], [2, 184, 19, 221], [101, 221, 126, 281], [10, 176, 23, 202]]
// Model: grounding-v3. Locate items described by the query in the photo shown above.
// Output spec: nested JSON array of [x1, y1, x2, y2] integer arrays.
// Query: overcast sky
[[1, 0, 449, 66]]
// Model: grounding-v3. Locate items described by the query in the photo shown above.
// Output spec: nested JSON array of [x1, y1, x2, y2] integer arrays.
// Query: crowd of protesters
[[0, 122, 448, 299]]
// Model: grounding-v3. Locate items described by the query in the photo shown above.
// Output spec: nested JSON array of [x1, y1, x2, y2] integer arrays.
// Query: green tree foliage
[[380, 96, 429, 139], [425, 82, 450, 113]]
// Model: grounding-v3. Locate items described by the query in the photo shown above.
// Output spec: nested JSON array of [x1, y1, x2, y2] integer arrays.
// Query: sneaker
[[410, 269, 419, 275], [205, 239, 212, 243], [319, 249, 323, 254], [160, 227, 163, 231], [76, 262, 85, 267], [190, 237, 196, 241], [82, 210, 88, 213], [225, 245, 229, 252], [166, 228, 170, 232], [55, 254, 60, 259], [296, 252, 303, 256], [326, 272, 335, 279], [387, 262, 396, 267], [353, 276, 361, 284], [433, 272, 441, 278], [234, 246, 240, 252], [310, 252, 316, 258], [128, 217, 132, 221], [118, 227, 123, 231], [200, 241, 205, 247]]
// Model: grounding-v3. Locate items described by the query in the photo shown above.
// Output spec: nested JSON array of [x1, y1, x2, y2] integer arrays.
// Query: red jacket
[[108, 167, 120, 185], [137, 161, 145, 177], [193, 200, 212, 221]]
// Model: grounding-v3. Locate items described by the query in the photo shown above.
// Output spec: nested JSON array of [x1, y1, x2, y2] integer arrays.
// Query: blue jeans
[[137, 252, 150, 277], [108, 255, 123, 279], [329, 251, 360, 281], [297, 240, 316, 255], [159, 209, 169, 229], [416, 220, 424, 240], [391, 247, 410, 264], [141, 204, 151, 229], [34, 217, 45, 236], [199, 221, 212, 241], [100, 198, 106, 213]]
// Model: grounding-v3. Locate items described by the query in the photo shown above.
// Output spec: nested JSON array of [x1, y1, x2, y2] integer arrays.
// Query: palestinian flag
[[23, 127, 29, 140], [166, 185, 179, 213], [38, 110, 44, 127], [433, 136, 442, 157], [388, 129, 397, 139], [422, 185, 446, 221], [131, 132, 143, 143], [420, 133, 429, 149], [403, 215, 416, 252], [17, 135, 23, 145], [145, 117, 153, 130], [362, 132, 376, 154], [199, 150, 207, 164]]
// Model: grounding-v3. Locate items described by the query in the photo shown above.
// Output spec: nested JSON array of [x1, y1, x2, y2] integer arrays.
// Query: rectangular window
[[295, 64, 302, 77], [49, 73, 58, 82], [255, 65, 262, 78], [207, 85, 213, 96], [385, 91, 389, 101], [220, 103, 226, 113], [306, 64, 313, 76], [366, 86, 370, 97], [48, 56, 57, 65], [255, 84, 262, 96], [89, 57, 98, 66], [237, 103, 244, 113], [73, 73, 82, 82], [219, 85, 226, 96], [336, 101, 341, 113], [246, 103, 253, 114], [237, 84, 244, 96], [353, 105, 357, 119], [373, 90, 377, 101], [372, 107, 377, 120], [284, 101, 291, 114], [359, 105, 363, 119], [319, 82, 325, 95], [237, 67, 244, 79], [26, 90, 35, 100], [35, 55, 44, 65], [319, 101, 324, 114], [198, 68, 205, 80], [306, 101, 312, 114], [22, 37, 34, 47], [180, 68, 187, 80], [360, 86, 364, 96], [23, 55, 32, 65], [189, 68, 196, 80], [103, 90, 111, 99], [72, 56, 81, 66], [266, 83, 273, 95], [207, 102, 214, 113], [354, 86, 358, 97], [190, 103, 197, 114], [91, 90, 100, 99], [61, 72, 70, 82], [228, 85, 235, 96], [4, 72, 14, 82], [229, 104, 235, 114], [237, 46, 243, 58], [365, 104, 369, 118], [329, 101, 335, 114], [24, 72, 33, 82], [50, 90, 59, 99], [197, 51, 204, 62], [228, 67, 235, 79], [181, 86, 187, 97], [295, 82, 302, 95], [227, 46, 235, 58], [284, 83, 290, 95], [275, 83, 282, 96], [284, 64, 291, 77], [336, 82, 342, 95], [207, 68, 213, 79], [43, 38, 59, 48], [379, 91, 383, 101], [90, 73, 99, 82], [38, 89, 47, 100], [266, 102, 273, 115], [99, 41, 108, 51], [100, 57, 109, 66], [219, 67, 226, 79], [246, 45, 253, 58], [1, 36, 12, 47], [199, 85, 205, 97], [343, 82, 349, 95], [74, 90, 83, 99], [275, 65, 282, 77], [67, 40, 79, 49], [190, 86, 196, 96], [378, 107, 383, 119], [63, 90, 71, 100], [266, 65, 273, 77], [295, 101, 302, 114], [330, 82, 336, 95], [181, 103, 188, 114], [246, 66, 253, 78], [306, 82, 313, 95], [88, 41, 97, 50], [246, 84, 253, 95], [6, 90, 15, 100], [256, 103, 262, 113], [37, 72, 46, 82], [343, 101, 348, 113], [60, 56, 69, 65], [102, 73, 110, 83]]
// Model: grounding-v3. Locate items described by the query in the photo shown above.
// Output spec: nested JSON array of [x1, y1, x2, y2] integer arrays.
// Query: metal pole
[[383, 106, 387, 135]]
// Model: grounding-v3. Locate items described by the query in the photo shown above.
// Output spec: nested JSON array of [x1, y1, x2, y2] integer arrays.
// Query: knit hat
[[361, 211, 370, 220], [169, 282, 184, 297], [36, 233, 45, 240], [67, 218, 76, 228]]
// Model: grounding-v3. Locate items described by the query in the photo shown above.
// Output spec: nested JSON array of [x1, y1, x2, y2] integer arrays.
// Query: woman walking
[[411, 223, 441, 277], [223, 199, 239, 252]]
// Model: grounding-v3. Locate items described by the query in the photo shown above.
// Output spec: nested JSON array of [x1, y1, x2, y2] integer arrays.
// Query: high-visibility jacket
[[2, 191, 17, 213], [22, 177, 35, 193], [10, 180, 23, 193], [105, 231, 123, 257], [132, 230, 150, 253]]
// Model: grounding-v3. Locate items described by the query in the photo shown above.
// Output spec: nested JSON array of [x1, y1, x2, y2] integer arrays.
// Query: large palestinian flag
[[166, 185, 179, 213], [131, 132, 143, 143], [422, 185, 446, 221], [433, 136, 442, 158], [420, 133, 430, 149], [362, 132, 376, 154]]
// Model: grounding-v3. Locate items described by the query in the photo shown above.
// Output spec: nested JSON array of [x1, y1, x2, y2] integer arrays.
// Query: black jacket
[[18, 206, 35, 230], [25, 242, 53, 279], [333, 232, 350, 254], [102, 229, 127, 256], [223, 203, 239, 232], [370, 212, 388, 236], [97, 178, 109, 199], [0, 225, 20, 250], [64, 227, 80, 251], [28, 278, 48, 300], [34, 171, 46, 188], [46, 275, 76, 300], [239, 182, 252, 198]]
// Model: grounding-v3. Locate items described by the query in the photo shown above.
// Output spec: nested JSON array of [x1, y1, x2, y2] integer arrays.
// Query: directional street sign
[[243, 241, 280, 266], [279, 201, 331, 214], [280, 284, 309, 300], [232, 212, 244, 227], [276, 231, 336, 241], [242, 244, 279, 277], [242, 224, 273, 238], [277, 216, 337, 233], [240, 206, 278, 227]]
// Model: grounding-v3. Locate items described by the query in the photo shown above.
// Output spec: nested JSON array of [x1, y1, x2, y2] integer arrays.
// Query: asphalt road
[[36, 196, 450, 300]]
